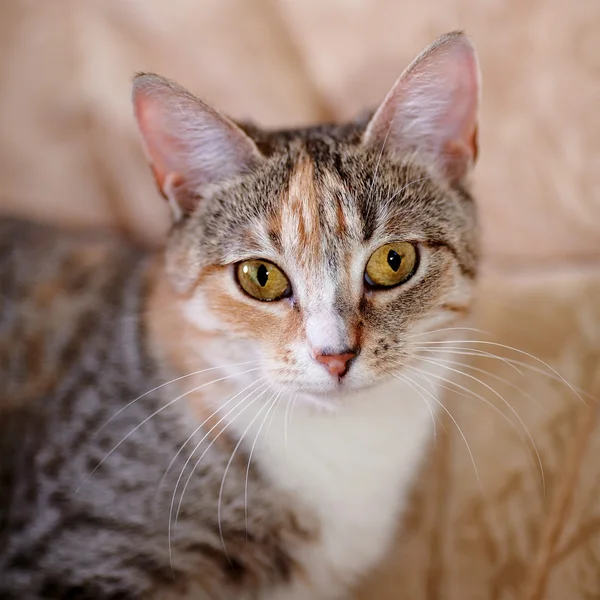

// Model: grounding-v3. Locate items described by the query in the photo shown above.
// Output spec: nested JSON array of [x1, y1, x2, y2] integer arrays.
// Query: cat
[[0, 31, 480, 600]]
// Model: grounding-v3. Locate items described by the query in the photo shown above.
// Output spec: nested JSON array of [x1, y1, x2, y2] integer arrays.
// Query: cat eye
[[365, 242, 418, 288], [236, 260, 291, 301]]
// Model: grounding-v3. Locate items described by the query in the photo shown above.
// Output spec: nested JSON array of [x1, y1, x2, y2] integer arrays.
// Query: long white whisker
[[421, 350, 597, 402], [264, 390, 285, 441], [406, 326, 493, 340], [415, 340, 587, 405], [218, 392, 279, 561], [170, 384, 268, 525], [169, 382, 269, 572], [393, 371, 437, 441], [411, 359, 545, 495], [414, 346, 524, 375], [409, 364, 540, 458], [81, 366, 263, 489], [285, 393, 300, 455], [394, 371, 483, 493], [416, 354, 546, 413], [95, 360, 265, 434], [158, 378, 265, 492], [283, 392, 293, 454], [408, 364, 508, 423], [244, 389, 283, 541]]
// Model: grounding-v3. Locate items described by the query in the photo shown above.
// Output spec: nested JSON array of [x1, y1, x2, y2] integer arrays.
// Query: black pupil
[[257, 264, 269, 287], [387, 250, 401, 272]]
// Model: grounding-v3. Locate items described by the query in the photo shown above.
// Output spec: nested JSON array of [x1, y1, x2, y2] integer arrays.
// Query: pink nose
[[314, 351, 357, 378]]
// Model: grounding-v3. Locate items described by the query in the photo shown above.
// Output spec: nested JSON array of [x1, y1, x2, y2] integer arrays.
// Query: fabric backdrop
[[1, 2, 599, 598]]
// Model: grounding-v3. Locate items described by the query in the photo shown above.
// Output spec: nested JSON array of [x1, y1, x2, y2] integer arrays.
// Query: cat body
[[0, 32, 480, 599], [0, 220, 436, 600], [0, 221, 437, 598]]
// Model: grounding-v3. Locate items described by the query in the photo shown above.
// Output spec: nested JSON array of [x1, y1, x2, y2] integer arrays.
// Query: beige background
[[1, 1, 600, 599], [1, 0, 598, 266]]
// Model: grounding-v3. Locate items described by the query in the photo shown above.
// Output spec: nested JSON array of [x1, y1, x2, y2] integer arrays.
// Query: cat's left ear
[[132, 74, 263, 219], [362, 31, 480, 184]]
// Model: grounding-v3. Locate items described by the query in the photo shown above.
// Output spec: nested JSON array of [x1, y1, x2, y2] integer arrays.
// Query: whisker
[[285, 392, 301, 455], [414, 339, 587, 405], [168, 383, 268, 539], [80, 366, 263, 490], [406, 326, 493, 340], [265, 390, 285, 441], [218, 392, 279, 561], [410, 358, 546, 495], [393, 371, 483, 493], [415, 353, 545, 413], [426, 350, 597, 402], [409, 364, 541, 458], [158, 378, 265, 492], [414, 345, 525, 375], [169, 382, 270, 572], [392, 371, 438, 441], [283, 392, 293, 454], [95, 359, 265, 435], [244, 390, 283, 541]]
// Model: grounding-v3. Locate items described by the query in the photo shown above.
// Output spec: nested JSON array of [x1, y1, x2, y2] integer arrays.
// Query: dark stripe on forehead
[[306, 151, 376, 247], [303, 136, 338, 165], [323, 151, 378, 243], [360, 202, 377, 242], [267, 228, 283, 253]]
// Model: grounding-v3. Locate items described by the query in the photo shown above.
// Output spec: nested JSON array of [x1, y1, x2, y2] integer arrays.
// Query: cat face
[[134, 32, 480, 405]]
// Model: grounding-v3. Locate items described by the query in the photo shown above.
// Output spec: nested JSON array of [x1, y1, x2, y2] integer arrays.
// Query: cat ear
[[132, 74, 262, 219], [362, 31, 480, 184]]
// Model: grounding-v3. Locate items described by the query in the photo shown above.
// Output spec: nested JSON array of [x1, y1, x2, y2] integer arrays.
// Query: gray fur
[[0, 31, 480, 600], [0, 221, 309, 600]]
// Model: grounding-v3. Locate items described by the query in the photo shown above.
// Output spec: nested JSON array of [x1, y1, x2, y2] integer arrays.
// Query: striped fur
[[1, 32, 480, 600]]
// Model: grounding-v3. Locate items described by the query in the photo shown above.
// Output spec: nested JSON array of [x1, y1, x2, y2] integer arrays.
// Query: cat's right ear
[[132, 74, 263, 220]]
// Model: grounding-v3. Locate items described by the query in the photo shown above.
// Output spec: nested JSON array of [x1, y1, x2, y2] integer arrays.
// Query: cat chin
[[293, 392, 342, 413], [284, 379, 383, 413]]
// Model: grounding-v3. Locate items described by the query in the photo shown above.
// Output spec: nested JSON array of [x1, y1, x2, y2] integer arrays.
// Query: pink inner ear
[[133, 93, 184, 194], [132, 74, 263, 215], [363, 32, 480, 183], [436, 47, 479, 156]]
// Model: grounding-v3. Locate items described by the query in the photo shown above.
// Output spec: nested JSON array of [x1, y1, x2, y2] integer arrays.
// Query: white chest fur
[[230, 372, 441, 600]]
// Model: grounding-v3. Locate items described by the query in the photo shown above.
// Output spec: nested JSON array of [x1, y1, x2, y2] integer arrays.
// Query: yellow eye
[[236, 260, 291, 301], [365, 242, 418, 288]]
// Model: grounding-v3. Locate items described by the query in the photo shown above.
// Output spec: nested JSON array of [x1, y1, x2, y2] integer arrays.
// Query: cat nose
[[314, 349, 358, 378]]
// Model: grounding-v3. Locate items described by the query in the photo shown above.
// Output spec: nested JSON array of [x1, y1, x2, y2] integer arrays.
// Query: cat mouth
[[290, 389, 352, 411], [280, 373, 378, 404], [267, 359, 388, 401]]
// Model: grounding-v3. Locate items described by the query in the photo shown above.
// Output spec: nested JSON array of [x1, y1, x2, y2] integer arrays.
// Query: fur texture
[[0, 32, 480, 599]]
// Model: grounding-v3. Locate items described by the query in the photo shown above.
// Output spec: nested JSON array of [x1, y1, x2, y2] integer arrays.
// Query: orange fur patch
[[201, 268, 304, 356], [284, 155, 322, 265], [145, 258, 236, 439], [146, 259, 304, 436]]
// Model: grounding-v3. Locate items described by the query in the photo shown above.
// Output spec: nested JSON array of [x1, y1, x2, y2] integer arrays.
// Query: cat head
[[134, 32, 480, 406]]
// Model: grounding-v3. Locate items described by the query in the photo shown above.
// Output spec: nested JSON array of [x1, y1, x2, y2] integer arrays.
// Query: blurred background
[[1, 0, 598, 266], [1, 1, 599, 598]]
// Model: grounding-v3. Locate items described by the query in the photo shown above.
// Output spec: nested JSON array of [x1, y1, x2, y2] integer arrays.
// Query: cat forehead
[[194, 136, 467, 262]]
